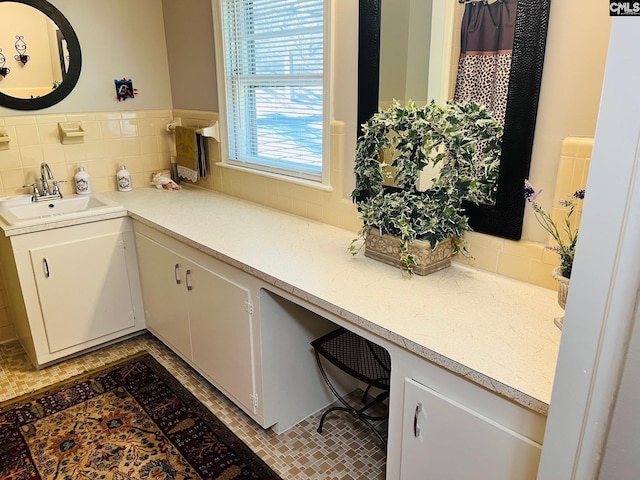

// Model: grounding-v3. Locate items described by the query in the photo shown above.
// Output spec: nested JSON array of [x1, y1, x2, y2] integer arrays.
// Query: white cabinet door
[[30, 231, 135, 353], [135, 233, 192, 360], [135, 228, 256, 417], [401, 377, 541, 479], [188, 263, 255, 415]]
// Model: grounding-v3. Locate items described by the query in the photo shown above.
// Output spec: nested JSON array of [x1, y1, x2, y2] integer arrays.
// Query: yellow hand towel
[[175, 126, 199, 182]]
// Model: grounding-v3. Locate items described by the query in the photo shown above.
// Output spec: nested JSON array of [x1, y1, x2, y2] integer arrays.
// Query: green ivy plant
[[350, 100, 503, 273]]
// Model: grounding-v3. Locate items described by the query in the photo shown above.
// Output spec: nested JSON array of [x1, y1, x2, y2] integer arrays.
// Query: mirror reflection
[[0, 2, 66, 99], [367, 0, 551, 239], [380, 0, 516, 120], [379, 0, 517, 206], [0, 0, 81, 111], [379, 0, 458, 108], [452, 0, 516, 126]]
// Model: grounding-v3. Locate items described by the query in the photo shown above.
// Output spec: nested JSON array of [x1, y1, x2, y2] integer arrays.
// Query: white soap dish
[[58, 122, 86, 144]]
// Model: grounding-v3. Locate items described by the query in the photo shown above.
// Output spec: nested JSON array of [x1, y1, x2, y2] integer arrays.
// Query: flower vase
[[551, 266, 570, 330]]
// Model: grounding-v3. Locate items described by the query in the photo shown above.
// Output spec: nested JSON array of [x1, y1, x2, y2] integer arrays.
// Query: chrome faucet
[[40, 162, 54, 196], [23, 163, 65, 201]]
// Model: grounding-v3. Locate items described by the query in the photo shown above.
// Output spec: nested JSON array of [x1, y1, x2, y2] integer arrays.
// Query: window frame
[[212, 0, 333, 187]]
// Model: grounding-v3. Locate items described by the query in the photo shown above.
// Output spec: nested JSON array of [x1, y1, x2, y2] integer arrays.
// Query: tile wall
[[172, 109, 361, 233], [0, 110, 175, 198], [0, 107, 592, 342], [460, 137, 591, 289]]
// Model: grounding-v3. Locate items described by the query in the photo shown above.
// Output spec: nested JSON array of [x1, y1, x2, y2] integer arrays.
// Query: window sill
[[215, 162, 334, 192]]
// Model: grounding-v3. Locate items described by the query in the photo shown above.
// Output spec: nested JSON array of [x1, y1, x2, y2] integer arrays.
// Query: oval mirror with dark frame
[[358, 0, 551, 240], [0, 0, 81, 110]]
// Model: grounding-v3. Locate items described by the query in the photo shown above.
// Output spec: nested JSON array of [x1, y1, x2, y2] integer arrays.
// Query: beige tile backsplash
[[0, 107, 592, 343], [461, 137, 591, 289], [0, 110, 174, 198]]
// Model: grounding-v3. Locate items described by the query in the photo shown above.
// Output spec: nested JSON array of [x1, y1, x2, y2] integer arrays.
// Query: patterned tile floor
[[0, 333, 387, 479]]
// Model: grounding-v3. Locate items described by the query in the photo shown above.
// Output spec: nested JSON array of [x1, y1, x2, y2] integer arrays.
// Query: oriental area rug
[[0, 352, 281, 480]]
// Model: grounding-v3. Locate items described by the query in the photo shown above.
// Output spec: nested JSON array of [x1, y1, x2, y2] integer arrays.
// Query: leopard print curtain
[[453, 0, 518, 126]]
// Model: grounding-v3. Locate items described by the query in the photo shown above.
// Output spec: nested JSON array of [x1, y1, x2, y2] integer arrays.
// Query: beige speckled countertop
[[106, 186, 562, 415], [3, 186, 562, 414]]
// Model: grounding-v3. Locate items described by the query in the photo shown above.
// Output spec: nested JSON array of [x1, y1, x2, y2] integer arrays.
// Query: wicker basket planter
[[364, 229, 453, 276]]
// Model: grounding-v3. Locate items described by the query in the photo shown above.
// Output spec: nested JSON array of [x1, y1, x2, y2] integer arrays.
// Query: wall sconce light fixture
[[0, 49, 9, 77], [14, 35, 29, 65]]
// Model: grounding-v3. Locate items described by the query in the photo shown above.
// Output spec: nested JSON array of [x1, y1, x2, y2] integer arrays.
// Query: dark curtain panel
[[453, 0, 518, 125]]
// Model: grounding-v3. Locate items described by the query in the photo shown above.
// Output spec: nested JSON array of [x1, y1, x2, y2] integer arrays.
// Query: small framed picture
[[115, 78, 136, 101]]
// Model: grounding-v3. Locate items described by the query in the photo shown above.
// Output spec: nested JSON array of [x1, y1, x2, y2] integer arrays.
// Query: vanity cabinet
[[134, 226, 257, 419], [400, 377, 542, 479], [0, 218, 145, 368], [89, 188, 557, 480], [133, 222, 344, 433]]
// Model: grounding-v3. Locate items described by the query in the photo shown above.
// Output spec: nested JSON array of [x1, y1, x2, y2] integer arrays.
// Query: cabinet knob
[[414, 402, 422, 438]]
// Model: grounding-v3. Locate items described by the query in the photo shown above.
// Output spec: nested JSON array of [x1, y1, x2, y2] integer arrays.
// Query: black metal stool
[[310, 327, 391, 446]]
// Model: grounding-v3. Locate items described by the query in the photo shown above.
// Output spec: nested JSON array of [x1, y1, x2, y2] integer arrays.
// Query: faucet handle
[[22, 183, 41, 201], [51, 180, 66, 196]]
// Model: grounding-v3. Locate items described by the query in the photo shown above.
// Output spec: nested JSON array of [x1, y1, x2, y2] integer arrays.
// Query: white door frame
[[538, 19, 640, 479]]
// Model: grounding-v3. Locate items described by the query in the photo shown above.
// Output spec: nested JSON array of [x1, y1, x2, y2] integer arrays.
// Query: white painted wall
[[525, 0, 611, 242], [328, 0, 358, 199], [162, 0, 217, 112]]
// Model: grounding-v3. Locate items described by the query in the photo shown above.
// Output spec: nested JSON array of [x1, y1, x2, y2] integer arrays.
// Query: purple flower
[[524, 183, 585, 280], [524, 180, 542, 202]]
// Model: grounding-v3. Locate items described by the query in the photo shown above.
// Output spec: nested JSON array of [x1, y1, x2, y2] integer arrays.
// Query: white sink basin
[[0, 194, 125, 226], [0, 194, 33, 207]]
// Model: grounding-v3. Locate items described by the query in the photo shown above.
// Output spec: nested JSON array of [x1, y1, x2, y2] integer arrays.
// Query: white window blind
[[221, 0, 324, 180]]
